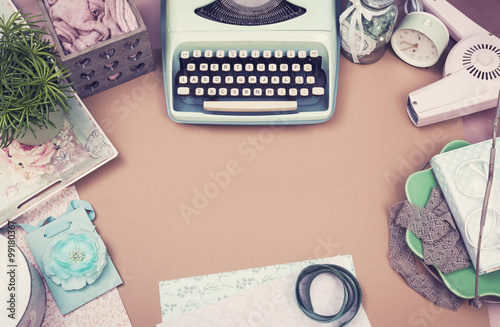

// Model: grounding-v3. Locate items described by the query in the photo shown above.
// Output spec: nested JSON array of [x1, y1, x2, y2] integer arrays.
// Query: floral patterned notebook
[[158, 255, 371, 327], [158, 255, 362, 322]]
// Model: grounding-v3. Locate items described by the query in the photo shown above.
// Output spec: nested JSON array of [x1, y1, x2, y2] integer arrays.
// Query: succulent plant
[[0, 10, 73, 148]]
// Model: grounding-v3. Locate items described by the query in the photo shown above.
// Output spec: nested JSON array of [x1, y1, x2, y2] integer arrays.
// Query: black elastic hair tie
[[295, 264, 362, 326]]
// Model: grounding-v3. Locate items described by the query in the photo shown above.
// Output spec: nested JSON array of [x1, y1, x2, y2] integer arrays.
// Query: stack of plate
[[405, 140, 500, 300]]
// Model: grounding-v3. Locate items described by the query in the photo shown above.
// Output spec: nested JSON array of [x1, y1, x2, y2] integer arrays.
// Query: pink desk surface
[[10, 0, 500, 326]]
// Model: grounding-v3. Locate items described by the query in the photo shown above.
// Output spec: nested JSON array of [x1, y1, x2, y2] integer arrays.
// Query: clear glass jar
[[339, 0, 398, 64]]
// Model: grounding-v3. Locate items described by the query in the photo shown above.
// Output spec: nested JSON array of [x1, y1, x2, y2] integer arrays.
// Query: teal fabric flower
[[43, 229, 107, 291]]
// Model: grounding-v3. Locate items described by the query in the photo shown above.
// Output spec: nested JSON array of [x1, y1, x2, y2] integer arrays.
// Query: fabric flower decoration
[[0, 140, 56, 184], [42, 229, 107, 291]]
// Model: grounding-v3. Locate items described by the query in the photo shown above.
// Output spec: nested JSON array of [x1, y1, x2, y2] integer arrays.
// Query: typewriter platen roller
[[195, 0, 306, 26], [161, 0, 340, 125]]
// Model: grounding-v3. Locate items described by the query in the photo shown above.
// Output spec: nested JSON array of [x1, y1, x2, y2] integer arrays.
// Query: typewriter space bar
[[203, 101, 298, 112]]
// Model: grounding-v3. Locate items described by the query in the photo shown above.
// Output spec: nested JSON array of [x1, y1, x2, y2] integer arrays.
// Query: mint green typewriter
[[161, 0, 340, 125]]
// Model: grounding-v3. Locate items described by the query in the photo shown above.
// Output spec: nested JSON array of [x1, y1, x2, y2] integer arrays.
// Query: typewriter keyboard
[[174, 49, 328, 113]]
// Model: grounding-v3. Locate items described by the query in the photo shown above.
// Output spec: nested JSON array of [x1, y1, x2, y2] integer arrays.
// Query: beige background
[[11, 0, 500, 326]]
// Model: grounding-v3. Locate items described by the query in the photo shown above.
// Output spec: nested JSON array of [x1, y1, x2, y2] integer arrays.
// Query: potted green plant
[[0, 10, 73, 148]]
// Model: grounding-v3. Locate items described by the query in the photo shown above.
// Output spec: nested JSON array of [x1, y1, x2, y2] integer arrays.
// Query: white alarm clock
[[391, 11, 449, 67]]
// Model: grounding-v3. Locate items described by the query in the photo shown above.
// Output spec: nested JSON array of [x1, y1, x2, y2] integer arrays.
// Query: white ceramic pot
[[15, 109, 65, 146]]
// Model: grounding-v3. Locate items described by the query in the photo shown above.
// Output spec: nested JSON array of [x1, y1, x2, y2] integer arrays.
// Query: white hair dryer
[[407, 0, 500, 127]]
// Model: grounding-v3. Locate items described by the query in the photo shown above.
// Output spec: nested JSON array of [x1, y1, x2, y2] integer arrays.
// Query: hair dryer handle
[[423, 0, 489, 41], [407, 68, 499, 127]]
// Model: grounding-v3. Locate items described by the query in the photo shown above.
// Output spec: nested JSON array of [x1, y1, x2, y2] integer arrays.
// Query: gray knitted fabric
[[399, 187, 471, 274], [389, 187, 470, 310]]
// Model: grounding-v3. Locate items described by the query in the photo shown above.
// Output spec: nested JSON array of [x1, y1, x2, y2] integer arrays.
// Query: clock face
[[393, 29, 439, 67]]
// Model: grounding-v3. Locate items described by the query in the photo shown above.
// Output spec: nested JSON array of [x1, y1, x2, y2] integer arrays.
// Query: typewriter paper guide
[[167, 0, 335, 32]]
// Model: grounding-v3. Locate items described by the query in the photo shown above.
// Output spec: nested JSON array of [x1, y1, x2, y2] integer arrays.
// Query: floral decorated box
[[0, 1, 117, 225], [0, 91, 118, 225]]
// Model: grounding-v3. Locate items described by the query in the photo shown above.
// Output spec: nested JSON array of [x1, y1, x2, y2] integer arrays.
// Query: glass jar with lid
[[339, 0, 398, 64]]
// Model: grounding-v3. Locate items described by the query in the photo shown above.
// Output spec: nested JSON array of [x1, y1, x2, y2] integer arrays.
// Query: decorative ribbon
[[339, 0, 388, 63], [295, 264, 362, 326], [389, 196, 464, 310], [66, 200, 95, 220], [1, 200, 95, 233]]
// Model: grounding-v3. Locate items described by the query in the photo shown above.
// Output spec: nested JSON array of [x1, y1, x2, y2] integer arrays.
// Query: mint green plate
[[405, 140, 500, 299]]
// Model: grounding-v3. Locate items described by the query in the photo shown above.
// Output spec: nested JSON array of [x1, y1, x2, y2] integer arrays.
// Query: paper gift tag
[[24, 202, 122, 315]]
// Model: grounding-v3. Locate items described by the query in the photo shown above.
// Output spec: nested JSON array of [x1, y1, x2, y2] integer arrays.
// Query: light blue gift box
[[24, 203, 122, 315]]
